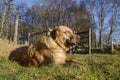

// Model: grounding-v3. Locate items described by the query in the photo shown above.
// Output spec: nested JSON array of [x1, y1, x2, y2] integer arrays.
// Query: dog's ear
[[50, 28, 57, 40], [50, 27, 61, 40]]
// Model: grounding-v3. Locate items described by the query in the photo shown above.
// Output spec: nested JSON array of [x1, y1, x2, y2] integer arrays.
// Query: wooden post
[[14, 14, 19, 44], [89, 27, 91, 55]]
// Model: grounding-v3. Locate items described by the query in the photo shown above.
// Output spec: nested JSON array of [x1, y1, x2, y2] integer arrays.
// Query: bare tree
[[108, 0, 120, 51], [0, 0, 13, 38], [86, 0, 96, 49], [96, 0, 107, 50]]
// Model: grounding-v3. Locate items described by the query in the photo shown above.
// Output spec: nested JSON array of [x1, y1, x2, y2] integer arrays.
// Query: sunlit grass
[[0, 54, 120, 80]]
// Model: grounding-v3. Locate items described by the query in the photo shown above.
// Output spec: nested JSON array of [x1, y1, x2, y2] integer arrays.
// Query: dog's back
[[8, 36, 66, 67]]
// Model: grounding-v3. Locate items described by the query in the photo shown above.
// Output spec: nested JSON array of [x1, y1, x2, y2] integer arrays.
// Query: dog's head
[[50, 26, 79, 49]]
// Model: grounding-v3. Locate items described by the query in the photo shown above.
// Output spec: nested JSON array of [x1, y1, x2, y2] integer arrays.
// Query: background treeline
[[0, 0, 120, 51]]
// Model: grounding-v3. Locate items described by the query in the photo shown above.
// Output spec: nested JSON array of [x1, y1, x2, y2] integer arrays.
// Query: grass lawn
[[0, 54, 120, 80]]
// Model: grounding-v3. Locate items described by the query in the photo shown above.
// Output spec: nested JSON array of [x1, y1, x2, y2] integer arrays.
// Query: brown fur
[[9, 26, 80, 67]]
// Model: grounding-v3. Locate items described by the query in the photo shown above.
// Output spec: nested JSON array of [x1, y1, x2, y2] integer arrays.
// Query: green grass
[[0, 54, 120, 80]]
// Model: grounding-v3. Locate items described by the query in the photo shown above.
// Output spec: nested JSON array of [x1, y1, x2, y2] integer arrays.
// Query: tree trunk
[[99, 26, 103, 50], [0, 19, 4, 37]]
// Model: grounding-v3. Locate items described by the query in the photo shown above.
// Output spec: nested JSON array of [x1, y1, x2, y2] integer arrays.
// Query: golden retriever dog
[[9, 26, 80, 67]]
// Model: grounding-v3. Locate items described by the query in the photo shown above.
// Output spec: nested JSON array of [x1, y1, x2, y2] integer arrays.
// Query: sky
[[14, 0, 33, 7], [15, 0, 82, 7], [24, 0, 33, 7]]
